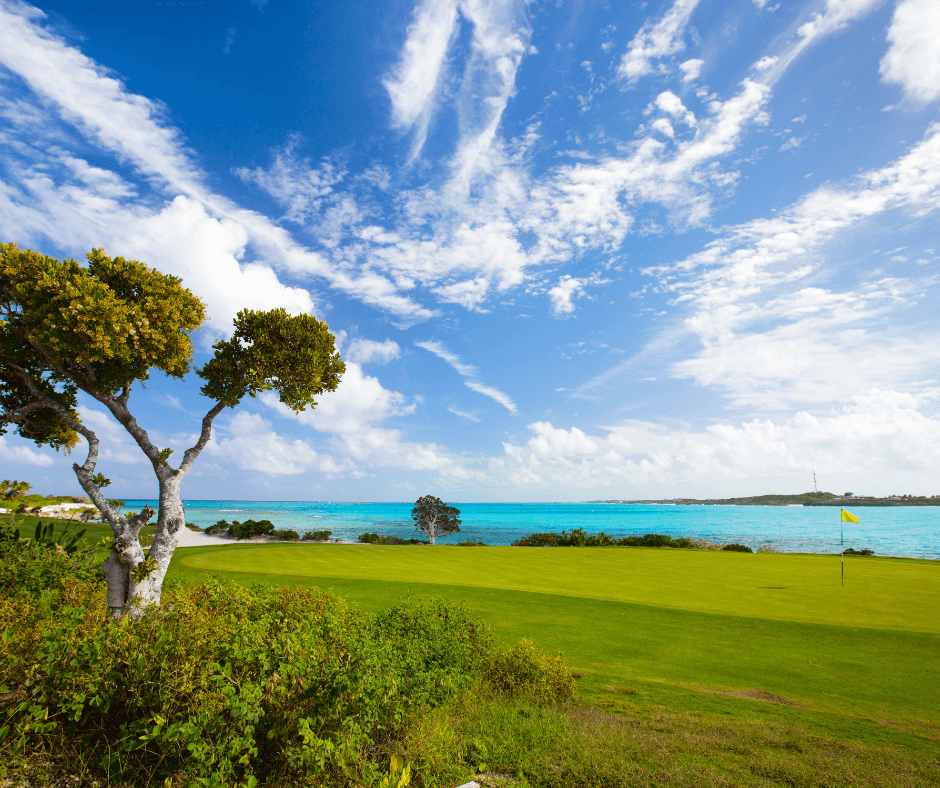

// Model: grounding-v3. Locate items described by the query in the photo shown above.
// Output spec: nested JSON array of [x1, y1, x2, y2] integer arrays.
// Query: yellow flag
[[841, 508, 859, 523]]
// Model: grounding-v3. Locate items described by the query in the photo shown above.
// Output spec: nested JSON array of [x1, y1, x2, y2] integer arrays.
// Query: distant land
[[592, 492, 940, 507]]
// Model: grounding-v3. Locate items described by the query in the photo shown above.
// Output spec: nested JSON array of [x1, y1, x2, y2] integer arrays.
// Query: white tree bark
[[12, 364, 225, 618]]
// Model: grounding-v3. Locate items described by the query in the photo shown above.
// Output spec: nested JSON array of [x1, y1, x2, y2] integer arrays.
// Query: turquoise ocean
[[124, 500, 940, 559]]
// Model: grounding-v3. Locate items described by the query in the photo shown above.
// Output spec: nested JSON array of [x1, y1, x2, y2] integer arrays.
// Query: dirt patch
[[694, 685, 803, 707]]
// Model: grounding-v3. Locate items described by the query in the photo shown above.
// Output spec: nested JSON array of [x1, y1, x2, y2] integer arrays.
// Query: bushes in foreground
[[0, 562, 573, 785]]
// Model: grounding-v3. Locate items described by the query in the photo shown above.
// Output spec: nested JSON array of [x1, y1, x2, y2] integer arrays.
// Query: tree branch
[[178, 401, 226, 475], [10, 364, 123, 529]]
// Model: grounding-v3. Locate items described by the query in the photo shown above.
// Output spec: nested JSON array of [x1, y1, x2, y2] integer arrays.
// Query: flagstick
[[841, 522, 844, 587]]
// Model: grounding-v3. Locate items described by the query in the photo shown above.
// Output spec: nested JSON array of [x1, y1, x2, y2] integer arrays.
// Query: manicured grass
[[175, 543, 940, 632], [169, 544, 940, 755]]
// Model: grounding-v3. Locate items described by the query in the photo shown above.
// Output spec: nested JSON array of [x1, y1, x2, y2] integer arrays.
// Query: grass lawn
[[170, 543, 940, 756]]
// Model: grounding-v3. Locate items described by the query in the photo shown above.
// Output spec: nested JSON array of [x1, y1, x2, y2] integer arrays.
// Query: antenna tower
[[813, 470, 817, 493]]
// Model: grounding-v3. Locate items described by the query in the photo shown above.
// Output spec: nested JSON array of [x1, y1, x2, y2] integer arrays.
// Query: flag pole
[[841, 520, 844, 587]]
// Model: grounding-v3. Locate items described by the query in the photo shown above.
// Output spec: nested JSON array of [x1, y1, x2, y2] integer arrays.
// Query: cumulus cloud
[[210, 411, 345, 476], [259, 363, 463, 474], [492, 390, 940, 492], [0, 435, 54, 466], [880, 0, 940, 103]]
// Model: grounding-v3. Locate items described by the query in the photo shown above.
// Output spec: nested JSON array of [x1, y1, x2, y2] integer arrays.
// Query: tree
[[1, 479, 32, 499], [0, 243, 345, 617], [411, 495, 461, 545]]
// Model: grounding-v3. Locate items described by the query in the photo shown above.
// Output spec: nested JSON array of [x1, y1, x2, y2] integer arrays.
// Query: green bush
[[303, 529, 333, 541], [512, 530, 695, 549], [272, 528, 300, 541], [0, 540, 574, 787], [484, 638, 576, 704], [228, 519, 276, 540], [844, 547, 875, 556], [722, 543, 753, 553], [358, 533, 425, 545], [205, 519, 230, 535]]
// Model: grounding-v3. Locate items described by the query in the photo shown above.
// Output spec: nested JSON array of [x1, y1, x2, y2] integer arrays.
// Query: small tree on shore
[[411, 495, 461, 545], [0, 243, 344, 617]]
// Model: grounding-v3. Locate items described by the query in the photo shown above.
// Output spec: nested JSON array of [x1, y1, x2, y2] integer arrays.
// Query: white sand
[[174, 528, 351, 548]]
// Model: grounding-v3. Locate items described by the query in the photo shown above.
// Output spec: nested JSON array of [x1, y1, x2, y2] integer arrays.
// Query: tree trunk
[[133, 476, 185, 611]]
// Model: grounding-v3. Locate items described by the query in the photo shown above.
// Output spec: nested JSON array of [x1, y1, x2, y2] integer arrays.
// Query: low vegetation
[[513, 529, 697, 548], [359, 532, 427, 545], [0, 522, 574, 786]]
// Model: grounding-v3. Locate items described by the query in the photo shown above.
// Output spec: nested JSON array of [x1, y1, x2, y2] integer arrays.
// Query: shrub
[[513, 530, 695, 548], [271, 528, 300, 541], [205, 519, 230, 535], [0, 544, 573, 787], [722, 543, 753, 553], [228, 519, 275, 540], [844, 547, 874, 556], [302, 529, 333, 541], [456, 538, 487, 546], [184, 522, 204, 531], [484, 638, 577, 704], [359, 533, 425, 545]]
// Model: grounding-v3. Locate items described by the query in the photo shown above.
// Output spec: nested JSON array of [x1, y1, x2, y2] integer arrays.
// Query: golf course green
[[169, 544, 940, 754]]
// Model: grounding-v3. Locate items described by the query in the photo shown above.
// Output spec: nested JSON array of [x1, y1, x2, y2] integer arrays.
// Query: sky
[[1, 0, 940, 502]]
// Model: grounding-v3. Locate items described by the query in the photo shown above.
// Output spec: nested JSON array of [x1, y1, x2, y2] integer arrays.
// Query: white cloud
[[211, 411, 344, 476], [0, 3, 434, 324], [679, 58, 703, 82], [880, 0, 940, 103], [259, 364, 462, 474], [383, 0, 459, 134], [492, 391, 940, 492], [634, 124, 940, 407], [0, 435, 55, 466], [416, 339, 517, 412], [618, 0, 702, 83], [448, 407, 481, 422], [343, 337, 401, 365], [548, 275, 583, 316]]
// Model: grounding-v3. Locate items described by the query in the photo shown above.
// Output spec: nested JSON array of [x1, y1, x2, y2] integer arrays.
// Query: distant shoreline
[[593, 493, 940, 507]]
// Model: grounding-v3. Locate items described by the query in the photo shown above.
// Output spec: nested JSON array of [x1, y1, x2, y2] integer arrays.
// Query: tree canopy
[[0, 242, 345, 615], [411, 495, 461, 545]]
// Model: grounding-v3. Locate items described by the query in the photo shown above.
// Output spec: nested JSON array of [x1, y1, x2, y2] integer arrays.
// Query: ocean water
[[123, 500, 940, 559]]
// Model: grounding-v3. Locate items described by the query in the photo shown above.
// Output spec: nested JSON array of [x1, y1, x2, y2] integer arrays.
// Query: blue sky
[[1, 0, 940, 501]]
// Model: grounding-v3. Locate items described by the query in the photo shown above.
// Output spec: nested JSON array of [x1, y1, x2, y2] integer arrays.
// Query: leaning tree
[[0, 243, 344, 617]]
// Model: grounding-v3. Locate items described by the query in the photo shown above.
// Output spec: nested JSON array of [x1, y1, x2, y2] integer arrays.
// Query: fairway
[[177, 543, 940, 632], [169, 542, 940, 755]]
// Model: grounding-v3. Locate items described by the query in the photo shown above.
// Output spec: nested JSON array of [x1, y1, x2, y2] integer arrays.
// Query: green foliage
[[411, 495, 461, 541], [0, 244, 206, 450], [359, 533, 427, 545], [205, 519, 230, 535], [229, 519, 276, 540], [302, 529, 333, 541], [272, 528, 300, 541], [198, 307, 345, 410], [483, 638, 576, 704], [0, 547, 571, 786], [844, 547, 875, 556], [512, 529, 696, 548], [455, 538, 487, 546], [0, 521, 102, 598], [722, 543, 753, 553], [0, 479, 31, 500]]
